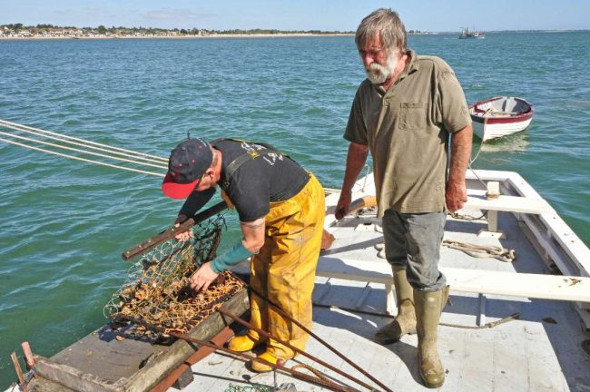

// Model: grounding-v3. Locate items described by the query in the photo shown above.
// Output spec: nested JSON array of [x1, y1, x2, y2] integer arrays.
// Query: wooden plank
[[33, 288, 249, 392], [464, 193, 554, 214], [33, 359, 124, 392], [443, 267, 590, 302], [10, 352, 25, 390], [315, 256, 590, 302], [26, 365, 77, 392], [21, 342, 36, 369]]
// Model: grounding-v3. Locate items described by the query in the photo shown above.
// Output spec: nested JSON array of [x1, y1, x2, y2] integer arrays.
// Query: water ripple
[[0, 32, 589, 386]]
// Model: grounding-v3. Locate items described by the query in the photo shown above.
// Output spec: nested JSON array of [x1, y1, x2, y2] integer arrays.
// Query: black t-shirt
[[178, 139, 310, 222]]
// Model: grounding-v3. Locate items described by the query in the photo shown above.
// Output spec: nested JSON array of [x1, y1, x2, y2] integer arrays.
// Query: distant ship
[[459, 26, 485, 39]]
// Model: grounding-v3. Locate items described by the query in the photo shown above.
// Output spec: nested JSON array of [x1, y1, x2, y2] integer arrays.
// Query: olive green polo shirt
[[344, 50, 471, 216]]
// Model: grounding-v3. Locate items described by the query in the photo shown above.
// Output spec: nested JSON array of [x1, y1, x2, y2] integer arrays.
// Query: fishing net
[[104, 213, 246, 340]]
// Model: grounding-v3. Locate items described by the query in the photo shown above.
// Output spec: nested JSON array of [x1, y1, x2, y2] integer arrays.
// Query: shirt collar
[[398, 49, 418, 81]]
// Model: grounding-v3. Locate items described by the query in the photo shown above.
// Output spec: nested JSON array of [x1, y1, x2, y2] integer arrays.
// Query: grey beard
[[366, 63, 390, 85]]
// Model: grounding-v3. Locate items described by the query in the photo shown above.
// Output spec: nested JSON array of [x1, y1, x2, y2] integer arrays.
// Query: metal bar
[[217, 308, 384, 392], [249, 287, 393, 392], [121, 315, 359, 392], [312, 302, 520, 331], [149, 327, 235, 392], [122, 201, 228, 260], [165, 331, 360, 392]]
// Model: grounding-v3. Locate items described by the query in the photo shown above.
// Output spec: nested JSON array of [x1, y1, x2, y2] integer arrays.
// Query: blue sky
[[1, 0, 588, 32]]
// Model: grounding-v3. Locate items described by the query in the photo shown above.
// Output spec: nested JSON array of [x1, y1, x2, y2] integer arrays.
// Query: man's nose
[[361, 53, 374, 66]]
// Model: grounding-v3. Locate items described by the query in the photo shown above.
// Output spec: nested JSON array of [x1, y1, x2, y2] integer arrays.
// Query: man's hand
[[336, 142, 369, 220], [446, 181, 468, 213], [335, 191, 352, 220], [189, 262, 219, 292], [173, 222, 194, 242]]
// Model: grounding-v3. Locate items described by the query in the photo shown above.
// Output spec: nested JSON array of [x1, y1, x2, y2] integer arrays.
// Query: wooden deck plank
[[314, 256, 590, 303], [33, 289, 249, 392], [464, 192, 555, 215]]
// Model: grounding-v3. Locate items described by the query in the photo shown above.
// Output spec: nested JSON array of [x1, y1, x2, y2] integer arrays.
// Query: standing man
[[162, 137, 325, 373], [335, 9, 472, 389]]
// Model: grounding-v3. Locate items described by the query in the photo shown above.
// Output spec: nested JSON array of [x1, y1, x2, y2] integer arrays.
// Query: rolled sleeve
[[439, 70, 471, 133], [343, 91, 369, 145]]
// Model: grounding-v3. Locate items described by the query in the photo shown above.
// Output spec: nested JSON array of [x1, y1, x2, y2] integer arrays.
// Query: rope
[[449, 210, 486, 221], [468, 119, 487, 168], [442, 239, 516, 262], [0, 136, 165, 177], [0, 131, 166, 170], [0, 119, 168, 177], [0, 119, 167, 163]]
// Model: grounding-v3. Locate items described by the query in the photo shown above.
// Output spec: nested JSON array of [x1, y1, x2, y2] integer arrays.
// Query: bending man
[[162, 137, 325, 372]]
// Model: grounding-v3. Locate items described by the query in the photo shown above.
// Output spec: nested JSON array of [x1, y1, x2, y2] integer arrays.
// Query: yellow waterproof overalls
[[245, 173, 325, 360], [216, 139, 325, 360]]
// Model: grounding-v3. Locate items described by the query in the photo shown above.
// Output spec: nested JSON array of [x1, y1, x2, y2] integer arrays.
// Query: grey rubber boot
[[414, 287, 449, 388], [375, 267, 416, 344]]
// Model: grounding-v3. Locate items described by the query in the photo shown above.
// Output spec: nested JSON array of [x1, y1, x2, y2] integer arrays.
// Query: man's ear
[[205, 167, 215, 179]]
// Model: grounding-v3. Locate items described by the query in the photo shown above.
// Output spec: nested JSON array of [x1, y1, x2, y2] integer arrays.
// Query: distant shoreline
[[1, 29, 586, 41], [0, 33, 355, 41]]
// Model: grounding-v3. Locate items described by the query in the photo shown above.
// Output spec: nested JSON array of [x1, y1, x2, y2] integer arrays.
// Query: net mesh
[[104, 214, 246, 340]]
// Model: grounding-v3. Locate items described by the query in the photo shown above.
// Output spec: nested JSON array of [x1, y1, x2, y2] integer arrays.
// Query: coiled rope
[[376, 240, 516, 263], [442, 239, 516, 262], [0, 119, 168, 177]]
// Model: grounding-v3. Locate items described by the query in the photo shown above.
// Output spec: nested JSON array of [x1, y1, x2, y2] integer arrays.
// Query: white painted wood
[[443, 267, 590, 302], [315, 256, 590, 303], [464, 193, 554, 214], [466, 170, 590, 278]]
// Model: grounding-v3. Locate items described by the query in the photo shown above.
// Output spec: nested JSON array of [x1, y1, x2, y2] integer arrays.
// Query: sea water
[[0, 32, 588, 386]]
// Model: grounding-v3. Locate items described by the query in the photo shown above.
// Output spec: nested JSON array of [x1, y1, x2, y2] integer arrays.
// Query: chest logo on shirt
[[239, 141, 284, 166]]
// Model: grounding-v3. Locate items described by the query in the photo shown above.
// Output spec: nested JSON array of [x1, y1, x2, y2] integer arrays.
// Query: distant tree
[[180, 29, 188, 34], [97, 25, 107, 34]]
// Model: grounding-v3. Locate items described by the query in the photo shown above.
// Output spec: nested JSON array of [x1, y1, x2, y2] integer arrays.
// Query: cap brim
[[162, 173, 199, 199]]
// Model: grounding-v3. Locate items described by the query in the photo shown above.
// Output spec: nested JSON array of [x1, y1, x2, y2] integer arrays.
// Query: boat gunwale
[[469, 96, 534, 125]]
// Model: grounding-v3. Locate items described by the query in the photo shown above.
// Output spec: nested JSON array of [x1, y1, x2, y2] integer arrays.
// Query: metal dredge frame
[[104, 214, 245, 340]]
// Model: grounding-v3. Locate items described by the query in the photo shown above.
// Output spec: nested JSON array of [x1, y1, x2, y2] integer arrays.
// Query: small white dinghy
[[469, 96, 534, 141]]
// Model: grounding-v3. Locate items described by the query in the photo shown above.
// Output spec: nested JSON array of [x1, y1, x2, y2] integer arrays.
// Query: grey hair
[[355, 8, 407, 52]]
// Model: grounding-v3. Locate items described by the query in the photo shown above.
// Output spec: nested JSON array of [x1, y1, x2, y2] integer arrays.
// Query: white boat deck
[[186, 170, 590, 392], [9, 170, 589, 392]]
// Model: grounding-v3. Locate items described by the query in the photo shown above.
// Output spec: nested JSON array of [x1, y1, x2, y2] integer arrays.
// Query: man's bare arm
[[446, 125, 473, 212], [336, 142, 369, 219]]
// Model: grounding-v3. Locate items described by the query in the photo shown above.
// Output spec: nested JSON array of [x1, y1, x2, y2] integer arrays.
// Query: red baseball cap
[[162, 138, 213, 199]]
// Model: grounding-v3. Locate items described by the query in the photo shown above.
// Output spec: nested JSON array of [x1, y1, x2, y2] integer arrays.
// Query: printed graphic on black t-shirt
[[214, 139, 309, 222]]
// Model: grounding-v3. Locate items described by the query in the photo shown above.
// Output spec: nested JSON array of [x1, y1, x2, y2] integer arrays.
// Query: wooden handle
[[348, 195, 377, 215], [21, 342, 35, 370], [121, 201, 228, 260]]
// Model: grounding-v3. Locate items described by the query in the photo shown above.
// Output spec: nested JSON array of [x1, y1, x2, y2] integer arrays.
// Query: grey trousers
[[382, 209, 446, 292]]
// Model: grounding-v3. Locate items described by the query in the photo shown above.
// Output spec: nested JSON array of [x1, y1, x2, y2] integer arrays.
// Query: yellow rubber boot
[[227, 332, 263, 352], [250, 349, 288, 373], [414, 287, 449, 388], [375, 267, 416, 344]]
